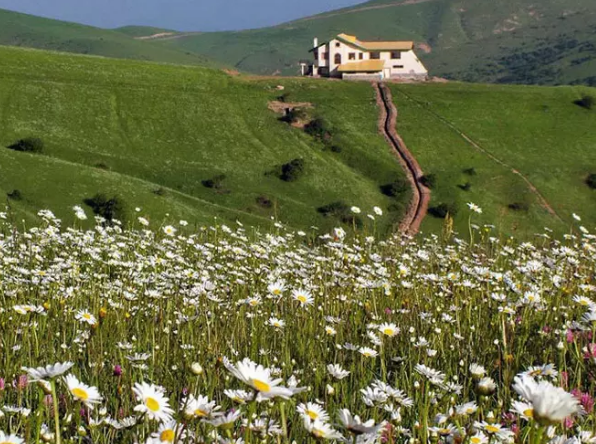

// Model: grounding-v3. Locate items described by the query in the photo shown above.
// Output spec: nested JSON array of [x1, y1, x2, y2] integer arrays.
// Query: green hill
[[390, 82, 596, 236], [0, 8, 212, 66], [0, 45, 595, 237], [156, 0, 596, 85], [0, 45, 409, 233]]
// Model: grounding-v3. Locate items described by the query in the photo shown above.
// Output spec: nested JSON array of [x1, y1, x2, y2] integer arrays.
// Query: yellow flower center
[[312, 429, 324, 438], [160, 429, 175, 442], [383, 328, 394, 336], [471, 437, 482, 444], [249, 300, 258, 306], [485, 425, 499, 433], [273, 289, 281, 295], [146, 397, 160, 412], [83, 313, 92, 320], [252, 379, 271, 392], [307, 410, 319, 420], [581, 300, 589, 306], [71, 388, 89, 400], [194, 408, 208, 417], [363, 352, 372, 357], [297, 295, 307, 303], [524, 408, 534, 417]]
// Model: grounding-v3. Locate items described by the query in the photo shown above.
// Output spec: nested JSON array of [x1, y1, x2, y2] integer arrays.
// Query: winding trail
[[375, 82, 430, 235], [394, 88, 563, 223]]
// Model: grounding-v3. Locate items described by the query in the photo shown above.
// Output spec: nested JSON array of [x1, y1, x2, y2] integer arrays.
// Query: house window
[[393, 65, 404, 69], [370, 52, 381, 59], [335, 42, 341, 47], [359, 53, 364, 60], [314, 51, 318, 59], [391, 51, 402, 59], [349, 53, 356, 60], [322, 52, 328, 60], [334, 54, 342, 64]]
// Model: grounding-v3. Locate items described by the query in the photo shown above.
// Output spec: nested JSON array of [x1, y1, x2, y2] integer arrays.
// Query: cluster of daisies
[[0, 206, 595, 443]]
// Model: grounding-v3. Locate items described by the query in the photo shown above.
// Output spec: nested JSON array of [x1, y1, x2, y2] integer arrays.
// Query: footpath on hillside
[[374, 82, 430, 235]]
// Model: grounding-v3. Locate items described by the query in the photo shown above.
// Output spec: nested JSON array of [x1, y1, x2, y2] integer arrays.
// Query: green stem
[[50, 380, 62, 444]]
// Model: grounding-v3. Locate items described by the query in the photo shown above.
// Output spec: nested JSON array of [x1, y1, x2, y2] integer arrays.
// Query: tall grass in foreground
[[0, 205, 595, 443]]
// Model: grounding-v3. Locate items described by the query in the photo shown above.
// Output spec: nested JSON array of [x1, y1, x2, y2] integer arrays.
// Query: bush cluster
[[83, 194, 125, 223], [575, 95, 594, 110], [586, 174, 596, 190], [429, 202, 459, 219], [317, 201, 362, 226], [202, 174, 226, 190], [7, 137, 44, 153], [280, 159, 305, 182], [380, 177, 409, 197]]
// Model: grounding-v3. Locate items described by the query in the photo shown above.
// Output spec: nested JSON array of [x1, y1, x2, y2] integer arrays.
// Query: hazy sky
[[0, 0, 367, 31]]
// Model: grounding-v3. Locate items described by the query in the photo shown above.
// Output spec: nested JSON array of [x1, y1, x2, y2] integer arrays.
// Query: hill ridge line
[[375, 82, 430, 235], [394, 88, 563, 224], [287, 0, 437, 25]]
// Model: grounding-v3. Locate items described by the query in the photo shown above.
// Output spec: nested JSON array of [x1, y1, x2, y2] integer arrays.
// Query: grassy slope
[[390, 82, 596, 237], [0, 45, 407, 232], [0, 8, 212, 66], [158, 0, 596, 85]]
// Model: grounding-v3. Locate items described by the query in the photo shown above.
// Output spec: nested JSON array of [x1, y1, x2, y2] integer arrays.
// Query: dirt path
[[134, 32, 203, 41], [394, 89, 563, 223], [375, 82, 430, 236]]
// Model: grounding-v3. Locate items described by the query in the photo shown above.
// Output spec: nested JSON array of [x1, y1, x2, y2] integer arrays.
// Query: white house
[[302, 33, 428, 81]]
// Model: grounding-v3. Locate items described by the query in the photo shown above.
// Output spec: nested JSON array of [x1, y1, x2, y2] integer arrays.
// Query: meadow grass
[[0, 205, 595, 443]]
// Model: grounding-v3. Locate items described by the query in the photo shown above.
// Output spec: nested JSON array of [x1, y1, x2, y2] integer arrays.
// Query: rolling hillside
[[391, 82, 596, 236], [0, 45, 409, 233], [0, 8, 212, 66], [154, 0, 596, 85]]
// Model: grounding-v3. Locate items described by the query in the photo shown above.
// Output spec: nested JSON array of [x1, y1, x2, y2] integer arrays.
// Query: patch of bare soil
[[267, 101, 313, 128], [416, 42, 432, 54]]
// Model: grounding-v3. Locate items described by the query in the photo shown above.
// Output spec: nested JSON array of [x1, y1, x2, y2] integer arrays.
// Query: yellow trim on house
[[337, 60, 386, 72], [337, 33, 414, 51]]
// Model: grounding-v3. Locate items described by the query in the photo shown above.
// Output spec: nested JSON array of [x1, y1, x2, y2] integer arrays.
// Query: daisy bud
[[326, 384, 335, 395], [191, 363, 204, 375]]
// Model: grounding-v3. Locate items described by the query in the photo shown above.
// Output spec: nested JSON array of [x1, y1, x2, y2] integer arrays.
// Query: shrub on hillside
[[508, 202, 529, 211], [280, 159, 305, 182], [317, 201, 362, 226], [7, 189, 22, 201], [280, 108, 307, 124], [380, 178, 409, 197], [586, 173, 596, 190], [463, 167, 477, 176], [202, 174, 226, 190], [304, 118, 332, 141], [458, 182, 472, 191], [256, 195, 273, 209], [330, 145, 342, 153], [429, 202, 458, 219], [420, 174, 437, 189], [575, 95, 594, 110], [7, 137, 44, 153], [83, 194, 125, 223]]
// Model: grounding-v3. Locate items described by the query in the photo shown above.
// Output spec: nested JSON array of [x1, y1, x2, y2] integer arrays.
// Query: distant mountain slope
[[155, 0, 596, 85], [0, 8, 213, 66]]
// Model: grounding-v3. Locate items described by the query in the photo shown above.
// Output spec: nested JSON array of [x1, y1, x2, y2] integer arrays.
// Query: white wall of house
[[312, 37, 428, 79]]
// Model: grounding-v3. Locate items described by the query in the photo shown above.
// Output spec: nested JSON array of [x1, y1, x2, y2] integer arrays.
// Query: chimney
[[313, 37, 319, 48]]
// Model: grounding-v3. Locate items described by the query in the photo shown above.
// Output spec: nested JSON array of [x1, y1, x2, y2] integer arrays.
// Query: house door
[[383, 68, 391, 79]]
